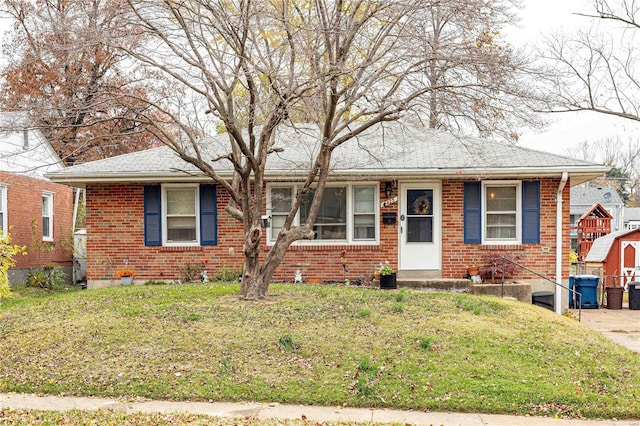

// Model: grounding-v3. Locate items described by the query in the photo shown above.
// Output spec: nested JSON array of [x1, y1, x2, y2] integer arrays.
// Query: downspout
[[555, 172, 568, 314]]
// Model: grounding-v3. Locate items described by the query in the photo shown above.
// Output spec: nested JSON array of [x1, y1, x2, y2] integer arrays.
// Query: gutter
[[556, 172, 569, 314], [46, 166, 609, 187]]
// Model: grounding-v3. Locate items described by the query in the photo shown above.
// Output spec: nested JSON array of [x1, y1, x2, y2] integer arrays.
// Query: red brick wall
[[85, 178, 570, 284], [0, 172, 74, 269], [441, 178, 570, 282]]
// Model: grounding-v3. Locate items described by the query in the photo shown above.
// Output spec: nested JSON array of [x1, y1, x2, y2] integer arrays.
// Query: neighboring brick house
[[0, 115, 74, 283], [48, 123, 608, 304]]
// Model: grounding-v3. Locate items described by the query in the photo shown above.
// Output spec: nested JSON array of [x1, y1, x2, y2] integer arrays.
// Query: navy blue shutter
[[200, 184, 218, 246], [464, 182, 482, 243], [522, 181, 540, 244], [144, 186, 162, 246]]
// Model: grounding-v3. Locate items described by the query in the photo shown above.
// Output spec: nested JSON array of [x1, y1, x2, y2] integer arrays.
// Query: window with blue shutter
[[144, 186, 162, 246], [522, 181, 540, 244], [464, 180, 540, 245], [200, 184, 218, 246], [464, 182, 482, 243], [144, 184, 218, 246]]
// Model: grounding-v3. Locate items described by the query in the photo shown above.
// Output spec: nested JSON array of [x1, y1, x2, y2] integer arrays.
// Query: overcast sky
[[0, 1, 638, 159], [506, 0, 640, 157]]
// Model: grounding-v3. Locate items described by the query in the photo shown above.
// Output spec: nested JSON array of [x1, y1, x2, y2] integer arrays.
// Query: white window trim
[[42, 191, 54, 242], [482, 180, 521, 245], [266, 182, 380, 246], [0, 184, 6, 234], [161, 184, 200, 246]]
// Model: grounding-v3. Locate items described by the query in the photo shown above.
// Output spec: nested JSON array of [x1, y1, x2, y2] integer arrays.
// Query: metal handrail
[[494, 256, 582, 322]]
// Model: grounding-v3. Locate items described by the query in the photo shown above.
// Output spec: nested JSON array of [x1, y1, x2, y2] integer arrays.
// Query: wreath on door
[[412, 195, 430, 215]]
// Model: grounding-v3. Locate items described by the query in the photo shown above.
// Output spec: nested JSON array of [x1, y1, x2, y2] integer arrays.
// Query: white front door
[[399, 182, 441, 270]]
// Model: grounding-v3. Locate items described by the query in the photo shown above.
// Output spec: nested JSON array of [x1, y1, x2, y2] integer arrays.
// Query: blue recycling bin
[[569, 275, 575, 308], [575, 275, 600, 309]]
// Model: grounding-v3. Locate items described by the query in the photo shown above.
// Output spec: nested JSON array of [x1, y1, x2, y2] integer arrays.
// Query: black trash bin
[[629, 281, 640, 310], [532, 291, 554, 311], [605, 286, 623, 310]]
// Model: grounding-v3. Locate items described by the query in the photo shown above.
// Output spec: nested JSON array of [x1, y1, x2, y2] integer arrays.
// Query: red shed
[[584, 228, 640, 287]]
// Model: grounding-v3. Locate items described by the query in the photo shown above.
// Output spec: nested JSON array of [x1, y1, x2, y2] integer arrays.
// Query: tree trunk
[[239, 224, 269, 299]]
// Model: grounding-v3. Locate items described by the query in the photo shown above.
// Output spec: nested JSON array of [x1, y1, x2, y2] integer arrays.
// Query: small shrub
[[213, 262, 242, 282], [395, 292, 407, 302], [392, 303, 404, 313], [179, 262, 203, 283], [144, 280, 167, 286], [0, 233, 26, 300], [26, 265, 66, 290], [278, 333, 299, 352], [480, 252, 522, 281]]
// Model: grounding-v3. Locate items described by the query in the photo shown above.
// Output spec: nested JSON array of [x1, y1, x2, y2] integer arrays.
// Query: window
[[271, 187, 293, 239], [353, 186, 376, 240], [0, 185, 6, 233], [42, 192, 53, 241], [268, 183, 378, 243], [464, 181, 539, 245], [164, 185, 198, 244], [301, 187, 347, 240], [144, 184, 218, 247], [484, 183, 519, 241]]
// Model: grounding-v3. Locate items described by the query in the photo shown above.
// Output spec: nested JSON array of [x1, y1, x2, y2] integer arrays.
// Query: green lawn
[[1, 282, 639, 420]]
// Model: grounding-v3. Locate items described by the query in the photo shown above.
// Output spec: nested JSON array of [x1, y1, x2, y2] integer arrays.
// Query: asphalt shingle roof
[[584, 228, 640, 262], [570, 186, 623, 206], [47, 122, 608, 184]]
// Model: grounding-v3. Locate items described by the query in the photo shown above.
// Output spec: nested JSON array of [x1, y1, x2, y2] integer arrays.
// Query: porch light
[[385, 182, 393, 198]]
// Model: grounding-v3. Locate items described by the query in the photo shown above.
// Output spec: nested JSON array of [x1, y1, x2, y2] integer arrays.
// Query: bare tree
[[564, 135, 640, 204], [538, 0, 640, 122], [0, 0, 159, 163], [409, 0, 542, 141]]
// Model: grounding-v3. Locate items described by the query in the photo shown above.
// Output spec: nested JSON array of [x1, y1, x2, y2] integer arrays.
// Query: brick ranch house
[[0, 115, 74, 283], [47, 123, 607, 303]]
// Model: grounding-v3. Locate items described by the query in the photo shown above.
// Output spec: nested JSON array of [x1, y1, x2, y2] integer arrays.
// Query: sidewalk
[[1, 393, 639, 426]]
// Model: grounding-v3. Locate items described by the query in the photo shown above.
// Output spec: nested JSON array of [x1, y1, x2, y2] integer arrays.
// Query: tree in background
[[565, 136, 640, 205], [0, 0, 159, 163], [538, 0, 640, 122], [410, 0, 542, 142]]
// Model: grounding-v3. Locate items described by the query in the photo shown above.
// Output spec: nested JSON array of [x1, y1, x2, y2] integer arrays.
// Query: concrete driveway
[[573, 307, 640, 353]]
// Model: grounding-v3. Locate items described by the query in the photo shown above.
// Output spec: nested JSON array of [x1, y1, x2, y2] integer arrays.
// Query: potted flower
[[379, 263, 397, 290], [116, 268, 135, 286], [466, 265, 481, 277]]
